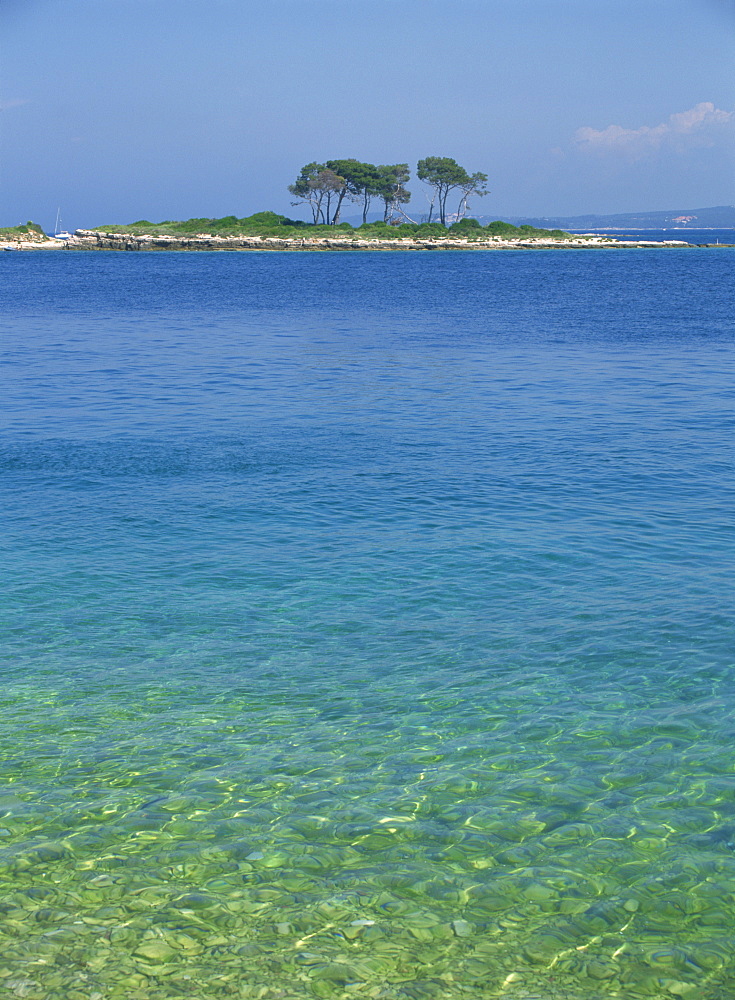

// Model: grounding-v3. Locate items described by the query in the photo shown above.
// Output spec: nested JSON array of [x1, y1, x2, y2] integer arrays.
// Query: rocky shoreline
[[67, 230, 694, 251], [1, 232, 66, 250], [3, 229, 719, 252]]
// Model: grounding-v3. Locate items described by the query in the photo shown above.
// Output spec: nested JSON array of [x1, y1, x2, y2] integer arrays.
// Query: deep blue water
[[1, 247, 734, 1000]]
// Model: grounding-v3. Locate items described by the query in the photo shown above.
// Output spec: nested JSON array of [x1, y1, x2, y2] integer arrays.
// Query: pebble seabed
[[2, 670, 735, 1000]]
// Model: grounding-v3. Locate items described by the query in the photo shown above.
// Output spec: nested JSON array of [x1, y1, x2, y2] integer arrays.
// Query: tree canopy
[[325, 159, 376, 225], [290, 159, 415, 225], [288, 157, 488, 227], [416, 157, 488, 226], [288, 163, 346, 225], [376, 164, 411, 223]]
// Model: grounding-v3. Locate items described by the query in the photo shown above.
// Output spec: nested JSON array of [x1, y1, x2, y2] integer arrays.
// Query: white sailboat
[[52, 208, 72, 240]]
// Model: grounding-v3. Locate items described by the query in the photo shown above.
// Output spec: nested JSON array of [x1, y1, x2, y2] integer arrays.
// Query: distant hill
[[340, 206, 735, 230], [481, 206, 735, 230]]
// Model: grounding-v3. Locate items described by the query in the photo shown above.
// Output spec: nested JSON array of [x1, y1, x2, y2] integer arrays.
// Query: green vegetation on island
[[0, 221, 47, 238], [93, 212, 570, 241]]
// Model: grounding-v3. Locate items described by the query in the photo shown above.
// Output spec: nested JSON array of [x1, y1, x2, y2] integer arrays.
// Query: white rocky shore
[[1, 229, 697, 252], [67, 230, 693, 252], [1, 234, 68, 250]]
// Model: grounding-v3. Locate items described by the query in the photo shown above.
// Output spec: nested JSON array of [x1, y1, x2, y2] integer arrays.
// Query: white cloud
[[0, 98, 30, 112], [574, 102, 734, 159]]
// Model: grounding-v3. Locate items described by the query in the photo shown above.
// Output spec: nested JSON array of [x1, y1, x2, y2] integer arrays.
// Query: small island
[[0, 214, 702, 252], [57, 214, 695, 251], [2, 157, 715, 251], [63, 212, 693, 251]]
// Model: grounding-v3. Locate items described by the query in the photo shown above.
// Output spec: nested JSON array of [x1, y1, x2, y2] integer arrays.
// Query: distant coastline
[[491, 205, 735, 230]]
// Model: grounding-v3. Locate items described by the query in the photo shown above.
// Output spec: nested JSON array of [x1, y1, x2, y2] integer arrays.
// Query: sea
[[1, 246, 734, 1000]]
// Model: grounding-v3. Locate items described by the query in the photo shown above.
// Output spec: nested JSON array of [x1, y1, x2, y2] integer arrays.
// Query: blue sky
[[1, 0, 733, 230]]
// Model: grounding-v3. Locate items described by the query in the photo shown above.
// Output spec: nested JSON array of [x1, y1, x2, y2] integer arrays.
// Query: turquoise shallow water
[[1, 248, 734, 999]]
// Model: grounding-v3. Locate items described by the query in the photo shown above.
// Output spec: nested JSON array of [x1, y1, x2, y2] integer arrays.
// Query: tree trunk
[[332, 187, 348, 225]]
